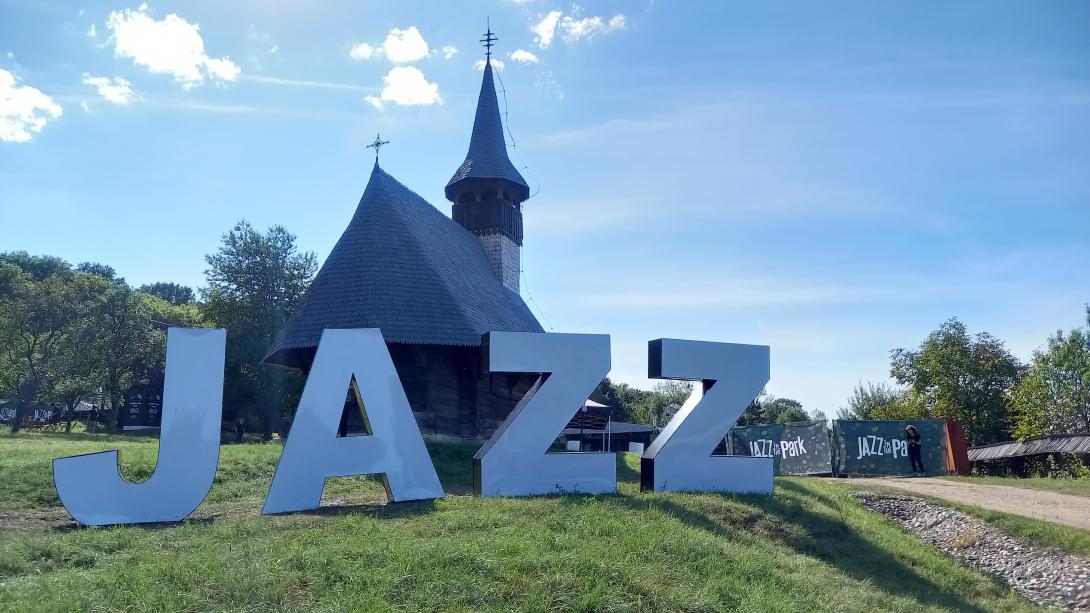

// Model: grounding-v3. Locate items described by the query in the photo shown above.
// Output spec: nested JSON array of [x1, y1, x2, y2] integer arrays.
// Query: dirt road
[[845, 477, 1090, 531]]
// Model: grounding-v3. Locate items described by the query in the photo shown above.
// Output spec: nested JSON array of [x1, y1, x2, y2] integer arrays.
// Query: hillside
[[0, 432, 1039, 612]]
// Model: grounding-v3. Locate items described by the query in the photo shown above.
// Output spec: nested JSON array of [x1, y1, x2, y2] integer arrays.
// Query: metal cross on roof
[[366, 133, 389, 160], [480, 20, 498, 59]]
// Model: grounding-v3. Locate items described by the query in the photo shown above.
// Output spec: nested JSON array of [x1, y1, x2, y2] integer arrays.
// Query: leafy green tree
[[890, 318, 1022, 445], [46, 272, 115, 431], [0, 251, 69, 280], [838, 381, 917, 420], [138, 282, 196, 306], [737, 392, 809, 426], [76, 262, 117, 280], [0, 255, 81, 431], [590, 378, 693, 426], [88, 280, 161, 433], [201, 221, 316, 440], [1011, 307, 1090, 438]]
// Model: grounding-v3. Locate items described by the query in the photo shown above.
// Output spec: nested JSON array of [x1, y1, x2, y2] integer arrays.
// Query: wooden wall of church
[[384, 343, 536, 440]]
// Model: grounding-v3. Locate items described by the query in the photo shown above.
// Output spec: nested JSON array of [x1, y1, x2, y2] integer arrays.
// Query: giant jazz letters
[[53, 328, 771, 525]]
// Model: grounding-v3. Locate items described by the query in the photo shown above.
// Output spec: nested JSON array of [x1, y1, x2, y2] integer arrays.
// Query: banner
[[119, 387, 163, 429], [729, 420, 833, 475], [833, 419, 947, 476]]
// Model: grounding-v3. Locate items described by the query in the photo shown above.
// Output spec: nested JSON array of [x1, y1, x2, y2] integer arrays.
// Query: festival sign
[[833, 419, 947, 476], [52, 328, 774, 526], [119, 387, 163, 429], [729, 420, 833, 475]]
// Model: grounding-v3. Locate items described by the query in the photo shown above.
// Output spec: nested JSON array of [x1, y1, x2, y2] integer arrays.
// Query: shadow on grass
[[583, 481, 994, 613]]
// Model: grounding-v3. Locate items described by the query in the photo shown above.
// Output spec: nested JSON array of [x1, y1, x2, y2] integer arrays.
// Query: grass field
[[941, 475, 1090, 498], [0, 432, 1043, 612]]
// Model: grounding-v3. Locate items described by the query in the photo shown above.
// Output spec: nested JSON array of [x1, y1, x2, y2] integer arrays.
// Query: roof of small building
[[264, 163, 542, 369], [967, 434, 1090, 461], [445, 60, 530, 202]]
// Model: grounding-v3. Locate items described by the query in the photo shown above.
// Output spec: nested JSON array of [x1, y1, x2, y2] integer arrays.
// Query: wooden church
[[264, 36, 543, 440]]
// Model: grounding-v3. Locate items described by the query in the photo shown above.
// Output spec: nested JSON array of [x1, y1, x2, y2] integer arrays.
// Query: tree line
[[591, 379, 812, 429], [840, 313, 1090, 447], [0, 221, 316, 439], [4, 220, 1086, 449]]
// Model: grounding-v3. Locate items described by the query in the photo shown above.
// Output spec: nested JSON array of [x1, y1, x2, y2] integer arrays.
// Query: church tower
[[445, 28, 529, 293]]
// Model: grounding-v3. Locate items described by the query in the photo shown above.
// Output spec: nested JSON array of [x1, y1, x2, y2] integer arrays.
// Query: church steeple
[[446, 27, 529, 293]]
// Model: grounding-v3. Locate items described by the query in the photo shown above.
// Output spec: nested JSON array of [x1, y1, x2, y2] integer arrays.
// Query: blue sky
[[2, 1, 1089, 414]]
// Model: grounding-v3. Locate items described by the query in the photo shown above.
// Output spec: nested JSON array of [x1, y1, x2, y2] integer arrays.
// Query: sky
[[2, 1, 1089, 415]]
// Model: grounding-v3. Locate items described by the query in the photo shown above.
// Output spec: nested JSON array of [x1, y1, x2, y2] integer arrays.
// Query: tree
[[838, 381, 916, 420], [1011, 307, 1090, 438], [0, 255, 81, 431], [76, 262, 117, 280], [890, 318, 1022, 445], [737, 392, 809, 426], [201, 221, 317, 440], [138, 282, 195, 306], [88, 280, 161, 433], [1, 251, 69, 280], [590, 378, 694, 426], [46, 272, 114, 431]]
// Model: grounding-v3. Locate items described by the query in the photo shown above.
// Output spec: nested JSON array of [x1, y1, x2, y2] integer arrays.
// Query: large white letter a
[[262, 328, 443, 514]]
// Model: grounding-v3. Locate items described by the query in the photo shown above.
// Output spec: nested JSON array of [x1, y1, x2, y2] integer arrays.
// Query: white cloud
[[82, 74, 136, 105], [87, 23, 97, 39], [532, 10, 562, 48], [559, 13, 626, 43], [475, 59, 505, 71], [349, 42, 374, 60], [350, 27, 431, 63], [381, 26, 429, 63], [203, 57, 241, 81], [105, 4, 240, 89], [508, 49, 539, 64], [442, 45, 458, 60], [364, 66, 441, 109], [0, 69, 63, 142], [5, 52, 12, 60], [268, 45, 279, 54]]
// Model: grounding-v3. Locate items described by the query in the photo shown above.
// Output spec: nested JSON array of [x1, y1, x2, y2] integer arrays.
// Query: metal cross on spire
[[480, 18, 498, 59], [366, 133, 389, 161]]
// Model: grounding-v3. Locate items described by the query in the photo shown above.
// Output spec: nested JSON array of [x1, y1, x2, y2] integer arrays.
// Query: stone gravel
[[857, 493, 1090, 611]]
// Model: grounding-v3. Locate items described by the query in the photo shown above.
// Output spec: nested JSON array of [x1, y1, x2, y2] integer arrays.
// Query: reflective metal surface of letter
[[641, 339, 773, 494], [262, 328, 443, 514], [474, 332, 614, 497], [53, 327, 227, 526]]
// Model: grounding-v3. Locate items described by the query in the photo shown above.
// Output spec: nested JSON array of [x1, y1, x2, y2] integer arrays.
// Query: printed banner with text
[[729, 420, 833, 475], [833, 419, 947, 476]]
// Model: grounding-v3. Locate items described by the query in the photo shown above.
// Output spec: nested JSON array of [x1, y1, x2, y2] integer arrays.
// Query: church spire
[[444, 27, 530, 203], [446, 26, 530, 293]]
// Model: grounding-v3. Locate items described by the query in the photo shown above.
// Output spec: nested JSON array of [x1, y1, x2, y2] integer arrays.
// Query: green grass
[[0, 432, 1042, 612], [940, 475, 1090, 498]]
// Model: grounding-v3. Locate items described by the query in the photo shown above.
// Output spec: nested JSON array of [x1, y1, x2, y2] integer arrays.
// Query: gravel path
[[851, 477, 1090, 531], [859, 494, 1090, 611]]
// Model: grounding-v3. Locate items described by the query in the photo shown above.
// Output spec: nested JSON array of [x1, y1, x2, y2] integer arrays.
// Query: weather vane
[[480, 18, 497, 59], [366, 133, 389, 160]]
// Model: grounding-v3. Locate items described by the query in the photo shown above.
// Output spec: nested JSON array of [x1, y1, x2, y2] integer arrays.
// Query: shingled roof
[[264, 163, 542, 369], [444, 60, 530, 202]]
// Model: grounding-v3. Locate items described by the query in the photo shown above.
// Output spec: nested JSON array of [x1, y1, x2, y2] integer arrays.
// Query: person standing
[[905, 425, 924, 475]]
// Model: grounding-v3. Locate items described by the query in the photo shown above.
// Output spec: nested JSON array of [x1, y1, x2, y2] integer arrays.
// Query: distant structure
[[264, 30, 542, 439]]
